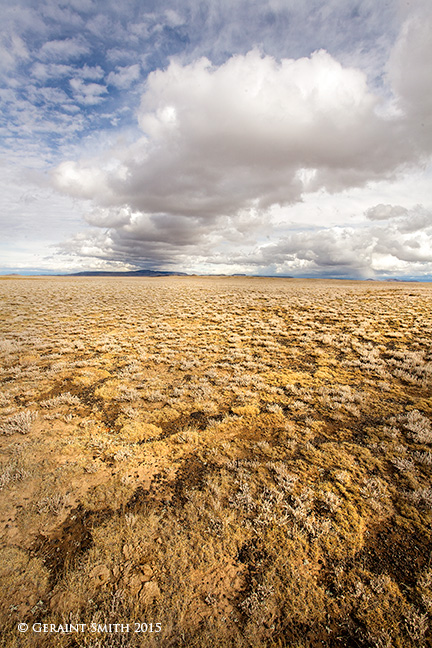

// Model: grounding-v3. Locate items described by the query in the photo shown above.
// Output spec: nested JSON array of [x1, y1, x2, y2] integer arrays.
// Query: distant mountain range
[[67, 269, 189, 277], [5, 270, 422, 280], [66, 270, 298, 278]]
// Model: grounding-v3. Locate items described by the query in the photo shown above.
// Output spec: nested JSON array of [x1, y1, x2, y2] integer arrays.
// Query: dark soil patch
[[42, 378, 127, 430], [358, 522, 432, 589], [32, 505, 113, 583], [39, 379, 108, 416], [125, 485, 153, 514], [159, 411, 224, 438], [100, 401, 123, 430], [237, 538, 267, 574], [124, 468, 181, 513], [169, 453, 218, 507]]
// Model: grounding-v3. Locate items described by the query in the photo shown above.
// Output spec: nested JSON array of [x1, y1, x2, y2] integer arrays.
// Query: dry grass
[[0, 276, 431, 647]]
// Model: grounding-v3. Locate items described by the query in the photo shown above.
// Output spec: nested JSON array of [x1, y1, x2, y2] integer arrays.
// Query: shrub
[[1, 410, 36, 435]]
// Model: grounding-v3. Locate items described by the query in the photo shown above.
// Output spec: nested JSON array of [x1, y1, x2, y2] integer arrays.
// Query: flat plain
[[0, 276, 431, 648]]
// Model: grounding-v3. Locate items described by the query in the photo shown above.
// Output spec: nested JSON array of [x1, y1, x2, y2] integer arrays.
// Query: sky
[[1, 0, 431, 278]]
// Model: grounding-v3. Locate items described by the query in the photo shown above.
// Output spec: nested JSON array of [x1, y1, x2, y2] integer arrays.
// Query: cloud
[[85, 206, 132, 228], [53, 48, 409, 219], [0, 85, 86, 146], [40, 3, 85, 29], [106, 47, 137, 64], [49, 31, 432, 275], [245, 228, 377, 277], [57, 212, 220, 269], [365, 204, 408, 220], [31, 62, 74, 81], [69, 78, 107, 105], [79, 64, 105, 80], [373, 234, 432, 264], [35, 86, 71, 105], [39, 38, 90, 62], [57, 209, 432, 278], [107, 64, 140, 89], [164, 9, 185, 28], [365, 203, 432, 233], [387, 6, 432, 152], [0, 33, 29, 73], [54, 160, 108, 195], [397, 206, 432, 234], [233, 213, 432, 277]]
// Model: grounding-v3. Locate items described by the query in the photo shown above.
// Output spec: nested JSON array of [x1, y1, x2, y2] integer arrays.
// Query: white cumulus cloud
[[53, 48, 409, 219]]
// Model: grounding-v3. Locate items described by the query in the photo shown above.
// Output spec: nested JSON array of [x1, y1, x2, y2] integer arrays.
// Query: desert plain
[[0, 276, 431, 647]]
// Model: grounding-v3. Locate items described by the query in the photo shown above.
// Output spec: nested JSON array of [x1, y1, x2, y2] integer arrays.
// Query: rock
[[128, 573, 146, 597], [139, 580, 161, 604], [126, 566, 154, 596], [140, 564, 154, 581], [122, 543, 134, 560]]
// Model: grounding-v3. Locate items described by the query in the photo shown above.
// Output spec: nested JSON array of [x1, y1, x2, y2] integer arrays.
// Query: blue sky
[[1, 0, 431, 278]]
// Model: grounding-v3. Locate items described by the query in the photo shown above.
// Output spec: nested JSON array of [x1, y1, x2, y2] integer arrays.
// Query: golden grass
[[0, 276, 431, 647]]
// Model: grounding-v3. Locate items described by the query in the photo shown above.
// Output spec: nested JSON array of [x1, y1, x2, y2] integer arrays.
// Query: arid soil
[[0, 276, 431, 647]]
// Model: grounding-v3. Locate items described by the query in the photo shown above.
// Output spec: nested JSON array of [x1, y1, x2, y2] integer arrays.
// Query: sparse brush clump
[[40, 393, 81, 408], [404, 409, 432, 444], [0, 461, 31, 490], [0, 276, 431, 647], [1, 410, 36, 435]]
